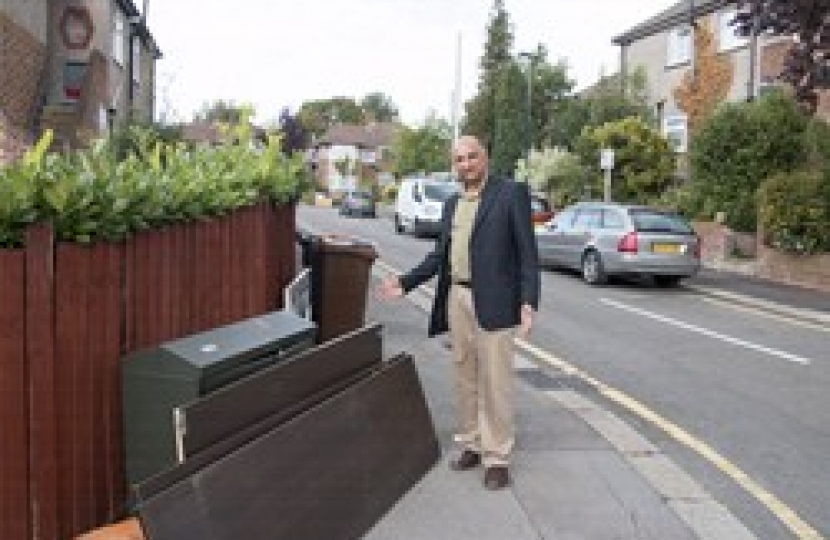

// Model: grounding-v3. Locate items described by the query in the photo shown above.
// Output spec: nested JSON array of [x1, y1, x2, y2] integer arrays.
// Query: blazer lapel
[[471, 178, 503, 238]]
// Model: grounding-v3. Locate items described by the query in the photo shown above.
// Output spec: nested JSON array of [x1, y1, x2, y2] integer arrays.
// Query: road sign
[[600, 149, 615, 170]]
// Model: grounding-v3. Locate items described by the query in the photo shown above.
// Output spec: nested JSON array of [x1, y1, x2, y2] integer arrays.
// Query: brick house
[[0, 0, 161, 161], [308, 122, 400, 194], [612, 0, 827, 156]]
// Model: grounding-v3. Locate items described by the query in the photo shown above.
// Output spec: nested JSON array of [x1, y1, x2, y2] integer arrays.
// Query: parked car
[[530, 195, 554, 231], [394, 177, 460, 236], [339, 190, 377, 218], [535, 202, 701, 286]]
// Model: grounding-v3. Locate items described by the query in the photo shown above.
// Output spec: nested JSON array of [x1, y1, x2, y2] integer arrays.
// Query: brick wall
[[757, 247, 830, 292], [0, 11, 47, 132]]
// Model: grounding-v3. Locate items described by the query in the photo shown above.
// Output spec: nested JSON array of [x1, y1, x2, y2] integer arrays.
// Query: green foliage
[[463, 0, 514, 152], [758, 169, 830, 254], [392, 114, 451, 177], [549, 67, 654, 151], [0, 121, 307, 249], [491, 61, 526, 177], [297, 97, 365, 139], [361, 92, 399, 123], [515, 147, 589, 207], [575, 116, 675, 204], [688, 90, 810, 232]]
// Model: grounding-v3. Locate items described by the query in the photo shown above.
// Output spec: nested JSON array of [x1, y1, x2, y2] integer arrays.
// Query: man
[[378, 135, 540, 490]]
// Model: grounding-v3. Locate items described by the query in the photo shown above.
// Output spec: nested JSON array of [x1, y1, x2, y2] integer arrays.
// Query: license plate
[[651, 243, 682, 254]]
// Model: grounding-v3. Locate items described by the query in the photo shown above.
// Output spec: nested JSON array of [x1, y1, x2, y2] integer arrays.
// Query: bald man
[[379, 136, 540, 490]]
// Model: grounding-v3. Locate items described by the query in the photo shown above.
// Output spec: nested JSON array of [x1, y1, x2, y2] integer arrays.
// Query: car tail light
[[617, 232, 638, 253], [693, 236, 702, 259]]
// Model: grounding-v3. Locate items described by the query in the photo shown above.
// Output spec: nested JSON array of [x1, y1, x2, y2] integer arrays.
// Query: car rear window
[[424, 182, 459, 202], [531, 198, 550, 213], [629, 209, 694, 234], [351, 191, 373, 200]]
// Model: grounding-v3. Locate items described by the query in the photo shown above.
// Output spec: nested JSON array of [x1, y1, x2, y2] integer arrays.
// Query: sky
[[146, 0, 678, 126]]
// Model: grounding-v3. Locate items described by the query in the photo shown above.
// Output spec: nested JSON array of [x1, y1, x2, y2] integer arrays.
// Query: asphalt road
[[297, 204, 830, 540]]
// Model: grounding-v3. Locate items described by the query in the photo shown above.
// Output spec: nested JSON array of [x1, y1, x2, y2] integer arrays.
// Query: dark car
[[531, 195, 553, 231], [339, 190, 376, 218]]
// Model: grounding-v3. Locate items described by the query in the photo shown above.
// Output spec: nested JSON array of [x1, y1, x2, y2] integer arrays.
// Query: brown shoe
[[449, 450, 481, 471], [483, 466, 510, 490]]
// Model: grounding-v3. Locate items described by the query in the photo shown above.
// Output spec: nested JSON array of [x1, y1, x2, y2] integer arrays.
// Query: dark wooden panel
[[180, 324, 381, 461], [0, 250, 30, 540], [25, 224, 60, 540], [137, 353, 439, 540]]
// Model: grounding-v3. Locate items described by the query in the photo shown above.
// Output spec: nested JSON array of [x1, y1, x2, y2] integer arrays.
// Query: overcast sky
[[146, 0, 678, 126]]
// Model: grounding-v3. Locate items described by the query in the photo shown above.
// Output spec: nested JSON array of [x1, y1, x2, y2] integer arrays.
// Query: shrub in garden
[[575, 116, 675, 204], [758, 169, 830, 254], [688, 90, 809, 232]]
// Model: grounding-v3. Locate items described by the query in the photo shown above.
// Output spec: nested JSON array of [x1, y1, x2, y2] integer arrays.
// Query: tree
[[522, 46, 576, 150], [463, 0, 514, 152], [515, 147, 589, 207], [197, 100, 249, 124], [277, 108, 307, 155], [734, 0, 830, 114], [361, 92, 399, 122], [491, 60, 526, 177], [674, 20, 734, 132], [575, 116, 675, 204], [547, 67, 653, 150], [391, 113, 451, 177], [298, 97, 365, 140]]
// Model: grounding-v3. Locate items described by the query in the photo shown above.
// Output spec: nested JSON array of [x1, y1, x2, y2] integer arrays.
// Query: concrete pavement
[[359, 268, 804, 540]]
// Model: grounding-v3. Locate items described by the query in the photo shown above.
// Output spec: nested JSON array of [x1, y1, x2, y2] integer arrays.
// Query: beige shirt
[[450, 190, 481, 282]]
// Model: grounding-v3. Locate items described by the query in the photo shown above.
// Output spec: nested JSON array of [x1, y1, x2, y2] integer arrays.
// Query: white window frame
[[718, 9, 749, 52], [113, 13, 126, 66], [667, 25, 693, 67], [663, 114, 688, 153]]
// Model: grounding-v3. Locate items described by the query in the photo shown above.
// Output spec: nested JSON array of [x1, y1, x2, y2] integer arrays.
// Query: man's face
[[453, 139, 487, 186]]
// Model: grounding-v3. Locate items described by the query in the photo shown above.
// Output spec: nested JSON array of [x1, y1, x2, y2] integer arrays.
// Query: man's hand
[[518, 304, 533, 339], [377, 275, 404, 300]]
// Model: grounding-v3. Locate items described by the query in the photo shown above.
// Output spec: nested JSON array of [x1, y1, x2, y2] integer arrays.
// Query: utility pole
[[451, 32, 462, 142]]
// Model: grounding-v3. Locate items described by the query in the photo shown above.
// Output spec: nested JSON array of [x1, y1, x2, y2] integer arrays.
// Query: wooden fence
[[0, 201, 296, 539]]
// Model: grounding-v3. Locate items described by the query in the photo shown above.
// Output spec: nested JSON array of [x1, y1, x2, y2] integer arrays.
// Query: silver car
[[536, 202, 701, 286]]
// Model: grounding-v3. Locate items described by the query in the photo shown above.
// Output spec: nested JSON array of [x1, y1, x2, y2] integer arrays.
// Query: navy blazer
[[399, 178, 540, 337]]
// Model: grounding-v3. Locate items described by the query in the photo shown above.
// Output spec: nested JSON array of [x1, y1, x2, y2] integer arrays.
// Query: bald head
[[452, 135, 488, 188]]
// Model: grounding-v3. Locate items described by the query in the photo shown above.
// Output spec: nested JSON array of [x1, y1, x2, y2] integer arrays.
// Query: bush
[[689, 91, 809, 232], [0, 124, 308, 248], [758, 169, 830, 254], [575, 116, 675, 204], [381, 183, 398, 203]]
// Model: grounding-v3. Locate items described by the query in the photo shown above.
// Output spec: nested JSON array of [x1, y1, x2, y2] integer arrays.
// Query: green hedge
[[758, 169, 830, 254], [0, 125, 308, 248], [688, 91, 810, 232]]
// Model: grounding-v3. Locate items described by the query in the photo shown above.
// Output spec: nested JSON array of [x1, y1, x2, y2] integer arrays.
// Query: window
[[573, 208, 602, 229], [667, 25, 692, 67], [132, 37, 141, 83], [663, 114, 688, 153], [602, 210, 626, 230], [113, 13, 125, 66], [719, 9, 749, 51]]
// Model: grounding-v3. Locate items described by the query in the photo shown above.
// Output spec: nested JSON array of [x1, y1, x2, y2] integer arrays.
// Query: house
[[612, 0, 824, 156], [0, 0, 161, 160], [308, 122, 400, 194]]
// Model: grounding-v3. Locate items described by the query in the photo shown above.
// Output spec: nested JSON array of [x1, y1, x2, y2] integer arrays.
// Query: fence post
[[25, 223, 59, 540]]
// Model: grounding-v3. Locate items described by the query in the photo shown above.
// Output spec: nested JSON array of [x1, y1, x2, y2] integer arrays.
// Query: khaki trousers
[[448, 284, 516, 467]]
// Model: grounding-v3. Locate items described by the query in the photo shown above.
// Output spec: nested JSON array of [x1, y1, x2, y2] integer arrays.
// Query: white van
[[394, 177, 460, 236]]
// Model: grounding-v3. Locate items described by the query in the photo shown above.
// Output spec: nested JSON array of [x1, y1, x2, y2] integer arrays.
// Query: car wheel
[[394, 214, 404, 234], [654, 275, 682, 288], [581, 250, 607, 286]]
